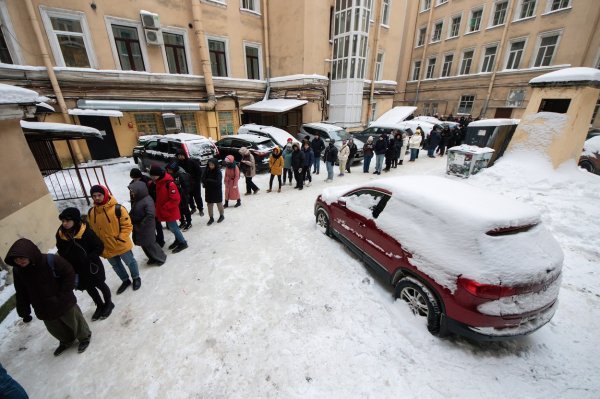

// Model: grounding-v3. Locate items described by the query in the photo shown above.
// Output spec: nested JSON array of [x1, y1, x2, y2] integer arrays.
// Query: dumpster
[[446, 145, 494, 178]]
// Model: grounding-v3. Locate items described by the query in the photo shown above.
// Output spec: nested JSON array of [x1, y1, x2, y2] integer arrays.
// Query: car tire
[[315, 207, 331, 237], [395, 276, 442, 335], [579, 160, 595, 174]]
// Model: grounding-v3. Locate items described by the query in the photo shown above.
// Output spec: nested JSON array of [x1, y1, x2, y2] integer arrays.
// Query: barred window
[[135, 113, 164, 135], [218, 111, 235, 136], [179, 112, 198, 133]]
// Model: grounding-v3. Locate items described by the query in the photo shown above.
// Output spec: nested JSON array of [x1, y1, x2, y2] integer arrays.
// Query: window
[[417, 27, 426, 47], [135, 113, 164, 135], [180, 113, 198, 133], [506, 40, 526, 69], [518, 0, 536, 19], [539, 98, 570, 113], [458, 95, 475, 114], [41, 8, 95, 68], [381, 0, 391, 25], [208, 38, 228, 77], [431, 21, 443, 42], [218, 111, 235, 136], [375, 51, 384, 80], [506, 89, 526, 107], [436, 0, 449, 5], [549, 0, 570, 12], [425, 57, 436, 79], [112, 25, 145, 71], [0, 2, 20, 64], [412, 60, 421, 80], [449, 15, 461, 38], [533, 34, 559, 67], [163, 32, 188, 74], [0, 27, 12, 64], [421, 0, 432, 12], [369, 103, 377, 123], [491, 1, 508, 26], [241, 0, 260, 13], [481, 45, 498, 72], [431, 103, 438, 115], [342, 189, 390, 219], [468, 8, 483, 32], [441, 54, 453, 77], [245, 44, 261, 80], [460, 50, 474, 74]]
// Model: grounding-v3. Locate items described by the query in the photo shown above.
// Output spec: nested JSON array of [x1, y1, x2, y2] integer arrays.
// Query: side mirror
[[338, 199, 346, 208]]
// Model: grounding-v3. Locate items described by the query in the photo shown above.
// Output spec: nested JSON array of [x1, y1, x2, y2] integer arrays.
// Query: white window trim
[[240, 0, 261, 15], [530, 29, 562, 68], [458, 94, 476, 114], [39, 6, 97, 68], [416, 25, 427, 48], [459, 48, 476, 75], [425, 55, 437, 79], [440, 51, 454, 78], [410, 60, 422, 81], [243, 40, 263, 80], [420, 0, 432, 13], [488, 0, 509, 28], [160, 26, 193, 75], [502, 36, 529, 70], [374, 50, 385, 80], [205, 34, 231, 78], [202, 0, 227, 8], [104, 16, 150, 72], [435, 0, 449, 7], [465, 5, 485, 34], [543, 0, 571, 14], [0, 0, 23, 64], [447, 12, 463, 39], [430, 19, 444, 43], [479, 42, 500, 73], [381, 0, 391, 27], [513, 0, 538, 21]]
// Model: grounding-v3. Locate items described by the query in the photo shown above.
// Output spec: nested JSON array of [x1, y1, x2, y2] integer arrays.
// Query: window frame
[[504, 37, 528, 70], [448, 13, 462, 39], [40, 6, 97, 68], [544, 0, 571, 14], [480, 43, 499, 73], [0, 0, 22, 64], [489, 0, 509, 28], [206, 34, 231, 77], [531, 30, 562, 68], [514, 0, 537, 21], [381, 0, 391, 27], [240, 0, 260, 14], [431, 19, 444, 43], [411, 60, 422, 81], [243, 41, 263, 80], [441, 52, 454, 77], [160, 27, 192, 75], [436, 0, 449, 6], [416, 26, 427, 47], [458, 95, 475, 114], [459, 48, 475, 75], [105, 16, 149, 72], [466, 6, 485, 34], [425, 56, 437, 79], [420, 0, 432, 13]]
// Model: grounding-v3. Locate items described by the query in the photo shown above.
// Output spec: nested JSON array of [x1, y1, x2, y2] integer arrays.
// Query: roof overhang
[[242, 99, 308, 113], [20, 120, 103, 141], [77, 99, 205, 112], [374, 106, 417, 124]]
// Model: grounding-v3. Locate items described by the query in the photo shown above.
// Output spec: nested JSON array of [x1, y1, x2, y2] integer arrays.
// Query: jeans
[[326, 161, 334, 180], [375, 154, 385, 172], [107, 250, 139, 281], [410, 148, 419, 161], [166, 220, 187, 245], [302, 168, 312, 183], [313, 155, 321, 173], [0, 364, 28, 399], [363, 155, 373, 172]]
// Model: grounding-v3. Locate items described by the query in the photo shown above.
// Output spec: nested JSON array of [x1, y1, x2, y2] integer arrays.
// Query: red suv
[[314, 176, 563, 341]]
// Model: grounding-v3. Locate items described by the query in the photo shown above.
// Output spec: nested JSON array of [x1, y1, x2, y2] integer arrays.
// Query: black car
[[133, 133, 219, 172], [351, 126, 399, 143], [215, 134, 277, 172]]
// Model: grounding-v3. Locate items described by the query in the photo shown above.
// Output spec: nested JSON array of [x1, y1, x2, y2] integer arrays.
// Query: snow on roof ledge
[[529, 67, 600, 87], [269, 74, 328, 83], [20, 120, 101, 135], [242, 99, 308, 113], [0, 83, 41, 105], [68, 108, 123, 117]]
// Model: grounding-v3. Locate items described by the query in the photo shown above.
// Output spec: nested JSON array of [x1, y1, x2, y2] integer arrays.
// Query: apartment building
[[0, 0, 407, 164], [395, 0, 600, 126]]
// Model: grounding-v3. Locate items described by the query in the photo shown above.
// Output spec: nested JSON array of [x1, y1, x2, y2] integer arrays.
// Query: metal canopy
[[20, 121, 103, 141], [77, 99, 204, 111]]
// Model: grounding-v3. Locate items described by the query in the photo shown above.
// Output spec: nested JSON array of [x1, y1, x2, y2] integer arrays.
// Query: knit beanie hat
[[166, 161, 179, 172], [149, 164, 164, 177], [59, 207, 81, 221], [90, 185, 106, 196], [130, 168, 143, 179]]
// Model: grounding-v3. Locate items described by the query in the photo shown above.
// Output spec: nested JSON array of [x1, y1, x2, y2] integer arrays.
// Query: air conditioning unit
[[162, 113, 181, 132], [140, 11, 160, 29], [145, 29, 163, 46]]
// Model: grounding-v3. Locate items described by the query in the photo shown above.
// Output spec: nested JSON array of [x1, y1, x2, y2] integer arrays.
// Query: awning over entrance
[[68, 108, 123, 117], [242, 99, 307, 113], [20, 120, 103, 140], [77, 99, 204, 111]]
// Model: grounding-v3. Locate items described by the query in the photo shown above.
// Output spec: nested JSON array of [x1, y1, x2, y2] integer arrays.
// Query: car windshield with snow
[[314, 175, 564, 341]]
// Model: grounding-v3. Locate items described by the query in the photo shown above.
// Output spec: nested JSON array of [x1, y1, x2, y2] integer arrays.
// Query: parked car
[[214, 134, 277, 172], [133, 133, 218, 172], [579, 135, 600, 175], [299, 122, 364, 163], [586, 127, 600, 141], [351, 126, 407, 144], [238, 124, 301, 149], [314, 176, 563, 341]]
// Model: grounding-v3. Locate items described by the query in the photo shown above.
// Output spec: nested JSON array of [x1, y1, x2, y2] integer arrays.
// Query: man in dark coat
[[428, 126, 442, 158], [301, 141, 315, 186], [166, 162, 193, 231], [129, 180, 167, 266], [374, 134, 388, 174], [323, 140, 338, 182], [290, 143, 305, 190], [176, 150, 205, 217], [384, 135, 396, 172], [56, 207, 113, 322], [202, 158, 225, 225], [345, 138, 358, 173], [311, 134, 325, 175], [130, 168, 164, 248], [5, 238, 92, 356]]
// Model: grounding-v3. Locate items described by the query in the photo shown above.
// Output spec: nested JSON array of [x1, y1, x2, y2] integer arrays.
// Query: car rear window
[[187, 141, 214, 157], [256, 139, 276, 150]]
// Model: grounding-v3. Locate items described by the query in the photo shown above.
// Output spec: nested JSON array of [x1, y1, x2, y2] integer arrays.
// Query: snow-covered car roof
[[232, 133, 276, 143], [583, 135, 600, 156], [374, 106, 417, 124], [239, 124, 301, 147], [413, 115, 442, 125], [163, 133, 211, 142], [370, 120, 437, 135], [304, 122, 345, 132], [468, 119, 520, 128]]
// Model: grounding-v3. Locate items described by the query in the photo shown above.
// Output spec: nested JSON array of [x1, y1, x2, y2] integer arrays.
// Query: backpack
[[47, 253, 79, 287]]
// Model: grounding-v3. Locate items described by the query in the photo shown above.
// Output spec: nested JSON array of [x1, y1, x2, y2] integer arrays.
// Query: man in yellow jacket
[[88, 185, 141, 294]]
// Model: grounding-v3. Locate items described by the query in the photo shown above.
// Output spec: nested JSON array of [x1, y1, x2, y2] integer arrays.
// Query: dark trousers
[[302, 168, 312, 183], [142, 242, 167, 263], [188, 180, 204, 211], [282, 168, 292, 184], [269, 174, 282, 190], [293, 168, 303, 188], [0, 364, 28, 399], [179, 193, 192, 224], [155, 218, 164, 246], [43, 304, 91, 345], [245, 176, 259, 193], [86, 281, 112, 307]]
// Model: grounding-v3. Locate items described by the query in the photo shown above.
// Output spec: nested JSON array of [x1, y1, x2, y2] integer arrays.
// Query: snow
[[163, 133, 211, 142], [509, 112, 567, 154], [304, 122, 344, 132], [68, 108, 123, 117], [238, 124, 301, 148], [468, 118, 520, 127], [1, 142, 600, 398], [373, 106, 417, 124], [529, 67, 600, 84], [269, 74, 328, 83], [413, 115, 442, 124], [448, 144, 496, 154], [36, 102, 55, 112], [582, 135, 600, 156], [242, 99, 308, 113], [77, 99, 204, 111], [0, 83, 41, 105], [19, 120, 101, 135]]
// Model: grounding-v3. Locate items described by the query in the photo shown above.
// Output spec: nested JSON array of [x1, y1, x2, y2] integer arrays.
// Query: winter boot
[[100, 302, 115, 320], [234, 200, 241, 207], [91, 304, 104, 321], [116, 279, 131, 295], [199, 208, 205, 217], [224, 201, 229, 208], [132, 277, 141, 291], [182, 223, 192, 232], [207, 217, 215, 226], [168, 241, 179, 250], [54, 342, 73, 357], [217, 215, 225, 223], [77, 338, 91, 354], [172, 242, 188, 253]]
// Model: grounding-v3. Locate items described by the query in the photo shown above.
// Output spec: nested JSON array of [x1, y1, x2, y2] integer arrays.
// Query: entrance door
[[78, 116, 120, 160], [494, 108, 513, 118]]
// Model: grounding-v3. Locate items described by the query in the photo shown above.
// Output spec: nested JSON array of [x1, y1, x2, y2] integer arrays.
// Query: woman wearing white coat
[[338, 140, 350, 176], [408, 131, 422, 162]]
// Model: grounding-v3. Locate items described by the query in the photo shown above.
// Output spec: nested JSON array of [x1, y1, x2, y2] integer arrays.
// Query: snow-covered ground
[[1, 151, 599, 399]]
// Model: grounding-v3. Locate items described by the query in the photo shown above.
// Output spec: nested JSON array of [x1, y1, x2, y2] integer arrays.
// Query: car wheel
[[395, 276, 442, 335], [579, 160, 595, 174], [315, 208, 331, 236]]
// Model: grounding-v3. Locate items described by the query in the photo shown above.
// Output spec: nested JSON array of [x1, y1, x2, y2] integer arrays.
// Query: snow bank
[[583, 135, 600, 156], [529, 67, 600, 85], [508, 112, 567, 155]]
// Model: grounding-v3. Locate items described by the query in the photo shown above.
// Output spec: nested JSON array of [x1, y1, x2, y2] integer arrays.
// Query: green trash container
[[446, 145, 494, 178]]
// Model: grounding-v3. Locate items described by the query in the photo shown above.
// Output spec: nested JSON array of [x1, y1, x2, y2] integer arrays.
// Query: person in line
[[392, 131, 404, 168], [338, 140, 350, 177], [384, 134, 396, 172], [149, 165, 188, 253], [409, 130, 423, 162], [428, 126, 442, 158], [6, 239, 92, 356], [415, 126, 425, 159], [291, 143, 305, 190], [130, 168, 164, 248], [302, 141, 314, 187], [397, 130, 409, 166], [323, 140, 338, 182], [239, 147, 259, 195], [374, 134, 388, 175], [0, 363, 28, 398], [128, 180, 167, 266], [311, 134, 325, 175], [438, 126, 451, 156], [56, 208, 113, 321], [223, 155, 241, 207], [282, 140, 294, 186], [176, 150, 204, 216], [345, 138, 357, 173], [363, 136, 374, 173], [88, 185, 141, 293], [202, 158, 225, 225], [166, 162, 192, 231], [267, 147, 283, 193]]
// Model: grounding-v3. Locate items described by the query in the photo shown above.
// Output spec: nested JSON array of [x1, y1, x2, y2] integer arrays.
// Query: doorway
[[494, 108, 513, 118], [77, 116, 120, 159]]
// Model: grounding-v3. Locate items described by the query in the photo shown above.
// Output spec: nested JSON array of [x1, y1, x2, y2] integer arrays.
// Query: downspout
[[191, 0, 217, 110], [24, 0, 85, 164], [413, 3, 435, 107], [481, 0, 516, 117], [261, 0, 271, 101], [366, 0, 383, 125]]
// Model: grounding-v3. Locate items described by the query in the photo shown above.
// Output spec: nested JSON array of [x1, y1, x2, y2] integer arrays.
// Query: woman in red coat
[[223, 155, 241, 208], [149, 165, 188, 253]]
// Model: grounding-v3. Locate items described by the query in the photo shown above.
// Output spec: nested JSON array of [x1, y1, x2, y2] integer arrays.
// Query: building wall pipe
[[366, 0, 384, 124], [261, 0, 271, 101], [191, 0, 217, 110]]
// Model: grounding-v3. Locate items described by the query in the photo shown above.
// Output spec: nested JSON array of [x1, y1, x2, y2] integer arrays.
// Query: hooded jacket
[[128, 180, 157, 246], [282, 145, 294, 169], [5, 239, 77, 320], [87, 187, 134, 258], [202, 159, 224, 203], [154, 172, 181, 222], [269, 148, 284, 175], [239, 148, 257, 178]]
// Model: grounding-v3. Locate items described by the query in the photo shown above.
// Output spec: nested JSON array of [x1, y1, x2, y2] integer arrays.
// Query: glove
[[299, 168, 302, 173], [22, 315, 32, 323]]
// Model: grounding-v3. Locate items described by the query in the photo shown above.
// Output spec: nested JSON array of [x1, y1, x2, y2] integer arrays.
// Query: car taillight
[[458, 278, 517, 299], [181, 144, 190, 158]]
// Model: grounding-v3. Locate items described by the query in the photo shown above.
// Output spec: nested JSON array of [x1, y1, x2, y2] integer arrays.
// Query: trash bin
[[446, 145, 494, 178]]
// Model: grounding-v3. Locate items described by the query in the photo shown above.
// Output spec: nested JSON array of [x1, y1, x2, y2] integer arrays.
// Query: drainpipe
[[366, 0, 383, 125], [481, 0, 516, 117], [413, 3, 435, 108], [24, 0, 85, 164], [191, 0, 217, 110], [261, 0, 271, 101]]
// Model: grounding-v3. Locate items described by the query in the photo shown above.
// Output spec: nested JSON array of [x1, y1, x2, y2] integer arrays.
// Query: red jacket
[[154, 172, 181, 222]]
